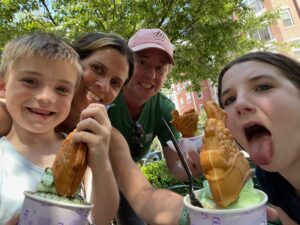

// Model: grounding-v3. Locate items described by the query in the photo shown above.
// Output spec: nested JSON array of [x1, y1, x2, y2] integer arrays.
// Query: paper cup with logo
[[183, 189, 268, 225], [18, 191, 93, 225]]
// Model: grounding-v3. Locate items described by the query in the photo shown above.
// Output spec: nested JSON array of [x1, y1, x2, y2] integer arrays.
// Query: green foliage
[[0, 0, 280, 90], [139, 160, 204, 196]]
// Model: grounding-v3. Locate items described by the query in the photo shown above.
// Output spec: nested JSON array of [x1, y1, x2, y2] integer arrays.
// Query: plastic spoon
[[105, 104, 116, 110]]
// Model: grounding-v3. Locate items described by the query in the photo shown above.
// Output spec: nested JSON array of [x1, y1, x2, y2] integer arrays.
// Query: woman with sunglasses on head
[[217, 51, 300, 225]]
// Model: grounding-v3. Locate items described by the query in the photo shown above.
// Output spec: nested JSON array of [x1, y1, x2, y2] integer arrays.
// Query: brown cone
[[51, 129, 88, 197], [200, 101, 251, 207]]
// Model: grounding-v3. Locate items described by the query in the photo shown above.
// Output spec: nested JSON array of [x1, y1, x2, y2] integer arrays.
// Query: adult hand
[[267, 205, 279, 221], [5, 214, 19, 225], [166, 137, 202, 180], [185, 150, 202, 178]]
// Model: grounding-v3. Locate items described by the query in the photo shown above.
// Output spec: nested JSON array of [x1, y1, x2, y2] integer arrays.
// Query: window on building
[[187, 93, 192, 104], [252, 26, 273, 41], [177, 84, 181, 94], [197, 92, 203, 99], [290, 39, 300, 60], [180, 98, 184, 107], [184, 81, 190, 90], [244, 0, 263, 13], [280, 8, 294, 27]]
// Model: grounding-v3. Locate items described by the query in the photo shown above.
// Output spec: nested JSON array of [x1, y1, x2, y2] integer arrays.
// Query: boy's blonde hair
[[0, 32, 82, 88]]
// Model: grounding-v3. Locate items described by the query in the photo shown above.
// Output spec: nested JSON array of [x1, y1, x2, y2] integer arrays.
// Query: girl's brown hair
[[218, 51, 300, 107]]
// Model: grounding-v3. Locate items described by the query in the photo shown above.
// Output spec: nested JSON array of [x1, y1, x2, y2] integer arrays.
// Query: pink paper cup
[[183, 189, 268, 225], [18, 191, 93, 225]]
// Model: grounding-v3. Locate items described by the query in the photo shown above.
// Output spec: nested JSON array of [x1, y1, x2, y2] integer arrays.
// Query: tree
[[0, 0, 279, 91]]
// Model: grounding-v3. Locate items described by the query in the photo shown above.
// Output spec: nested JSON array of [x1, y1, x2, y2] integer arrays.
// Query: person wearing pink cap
[[108, 28, 202, 225]]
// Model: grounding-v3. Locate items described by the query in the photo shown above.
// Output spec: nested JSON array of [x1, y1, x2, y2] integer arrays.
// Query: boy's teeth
[[30, 108, 51, 115]]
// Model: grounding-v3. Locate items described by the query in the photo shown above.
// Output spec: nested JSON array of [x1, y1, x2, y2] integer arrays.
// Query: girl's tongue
[[248, 133, 273, 166]]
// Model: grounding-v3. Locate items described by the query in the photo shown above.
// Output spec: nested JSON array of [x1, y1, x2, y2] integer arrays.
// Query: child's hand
[[72, 103, 112, 171]]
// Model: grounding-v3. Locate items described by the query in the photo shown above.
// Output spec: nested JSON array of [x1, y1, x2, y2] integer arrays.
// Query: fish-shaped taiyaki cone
[[51, 129, 88, 197], [200, 101, 251, 207], [171, 108, 199, 137]]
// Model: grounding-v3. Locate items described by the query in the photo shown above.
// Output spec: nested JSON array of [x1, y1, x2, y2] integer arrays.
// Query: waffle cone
[[200, 101, 251, 207], [171, 109, 198, 137], [51, 129, 88, 197]]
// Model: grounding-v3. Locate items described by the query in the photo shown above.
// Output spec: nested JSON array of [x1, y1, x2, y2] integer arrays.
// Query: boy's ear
[[0, 77, 6, 98]]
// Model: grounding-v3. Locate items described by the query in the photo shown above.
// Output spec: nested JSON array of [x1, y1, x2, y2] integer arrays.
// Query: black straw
[[161, 117, 202, 207]]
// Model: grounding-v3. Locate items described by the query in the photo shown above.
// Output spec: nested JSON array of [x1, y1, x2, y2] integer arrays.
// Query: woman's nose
[[95, 79, 109, 92]]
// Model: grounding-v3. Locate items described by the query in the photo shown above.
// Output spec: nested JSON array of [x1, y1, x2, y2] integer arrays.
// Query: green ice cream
[[198, 179, 264, 209], [33, 192, 85, 205], [34, 167, 85, 205]]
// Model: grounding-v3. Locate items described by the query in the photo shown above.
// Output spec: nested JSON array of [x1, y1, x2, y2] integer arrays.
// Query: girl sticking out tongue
[[218, 51, 300, 225]]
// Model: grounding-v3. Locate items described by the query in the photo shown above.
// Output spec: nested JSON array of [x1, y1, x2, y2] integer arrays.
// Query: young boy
[[0, 33, 119, 225]]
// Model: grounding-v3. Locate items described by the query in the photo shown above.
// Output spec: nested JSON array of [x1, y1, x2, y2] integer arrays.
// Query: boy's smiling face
[[4, 55, 78, 134]]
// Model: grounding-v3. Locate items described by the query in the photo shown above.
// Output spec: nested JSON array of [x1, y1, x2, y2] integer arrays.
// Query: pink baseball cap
[[129, 28, 175, 65]]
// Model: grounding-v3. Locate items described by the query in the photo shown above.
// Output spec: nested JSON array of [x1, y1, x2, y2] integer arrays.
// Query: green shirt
[[108, 92, 180, 161]]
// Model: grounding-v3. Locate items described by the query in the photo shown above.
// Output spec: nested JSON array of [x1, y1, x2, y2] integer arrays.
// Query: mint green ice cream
[[198, 179, 264, 209], [34, 167, 86, 205]]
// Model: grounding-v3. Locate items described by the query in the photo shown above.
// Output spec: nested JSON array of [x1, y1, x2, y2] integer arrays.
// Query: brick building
[[170, 0, 300, 114], [169, 80, 216, 115], [251, 0, 300, 58]]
